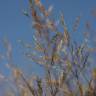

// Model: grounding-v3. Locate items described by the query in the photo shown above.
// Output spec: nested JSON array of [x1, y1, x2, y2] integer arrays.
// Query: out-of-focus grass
[[0, 0, 96, 96]]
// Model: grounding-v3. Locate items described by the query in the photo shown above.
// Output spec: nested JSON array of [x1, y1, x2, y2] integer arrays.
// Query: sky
[[0, 0, 96, 94]]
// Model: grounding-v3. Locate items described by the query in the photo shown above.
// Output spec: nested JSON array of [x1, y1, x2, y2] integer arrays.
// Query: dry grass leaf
[[59, 71, 66, 87], [63, 29, 70, 46], [73, 15, 81, 32], [48, 5, 53, 14], [34, 0, 40, 5], [44, 5, 53, 17], [20, 87, 29, 96], [46, 19, 56, 31], [46, 78, 58, 86], [39, 4, 46, 14], [12, 68, 21, 79], [77, 80, 84, 96], [65, 60, 72, 70], [33, 22, 43, 30], [57, 39, 63, 53], [31, 8, 40, 21], [60, 13, 70, 45], [53, 54, 60, 62], [36, 78, 43, 96], [35, 43, 44, 52], [42, 56, 51, 61], [92, 68, 96, 80], [3, 39, 12, 60], [32, 8, 37, 17]]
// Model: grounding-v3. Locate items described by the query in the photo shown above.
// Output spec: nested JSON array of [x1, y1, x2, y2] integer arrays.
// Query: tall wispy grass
[[0, 0, 96, 96]]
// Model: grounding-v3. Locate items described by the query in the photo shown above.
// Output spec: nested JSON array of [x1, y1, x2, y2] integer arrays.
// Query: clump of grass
[[0, 0, 96, 96]]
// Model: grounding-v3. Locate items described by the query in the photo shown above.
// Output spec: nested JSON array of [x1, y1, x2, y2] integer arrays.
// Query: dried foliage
[[0, 0, 96, 96]]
